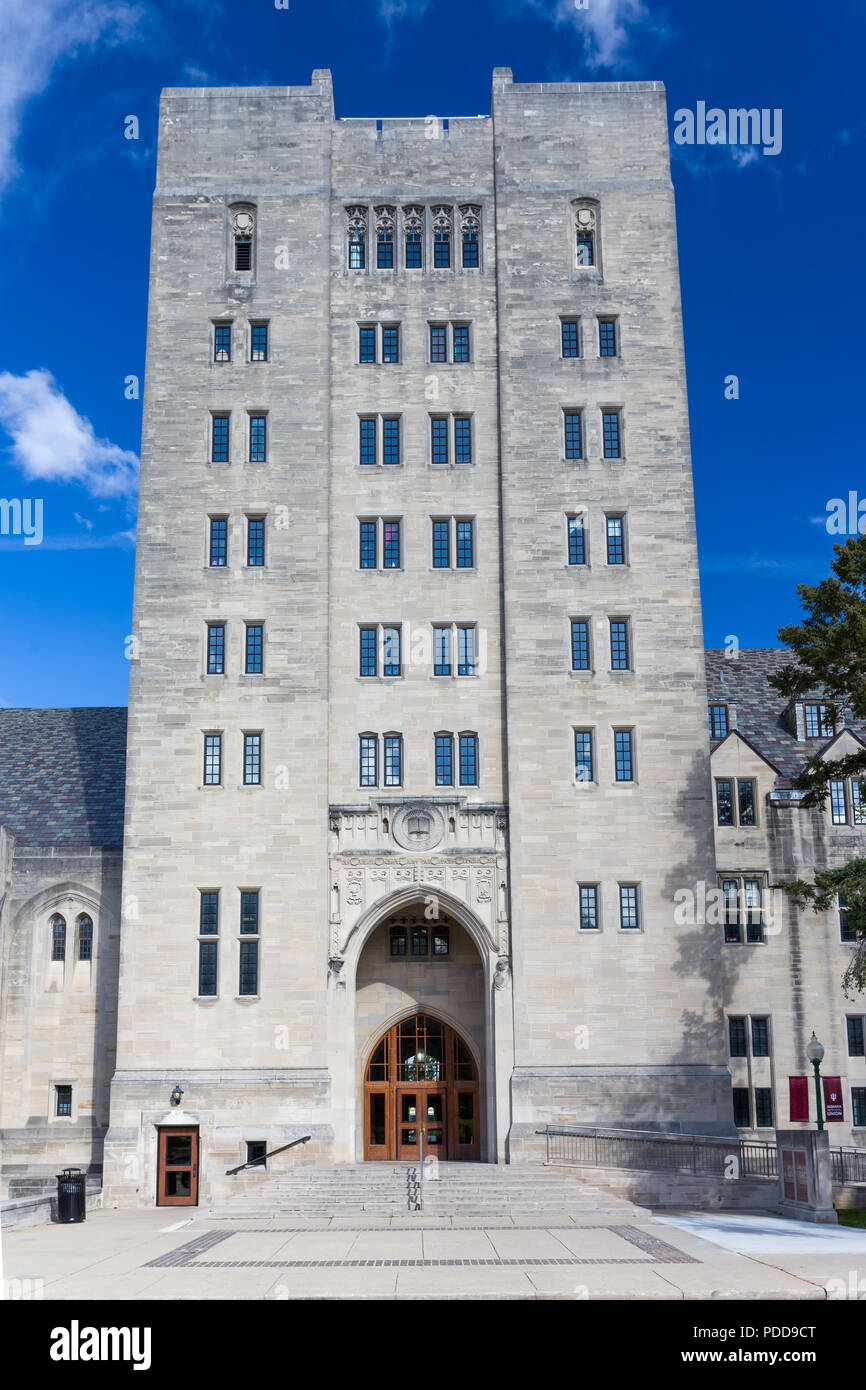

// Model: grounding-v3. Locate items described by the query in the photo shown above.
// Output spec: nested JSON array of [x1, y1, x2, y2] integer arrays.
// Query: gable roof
[[0, 708, 127, 849], [705, 649, 866, 781]]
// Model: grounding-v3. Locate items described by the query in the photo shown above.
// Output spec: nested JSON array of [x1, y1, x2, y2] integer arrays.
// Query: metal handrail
[[538, 1125, 778, 1179], [225, 1134, 311, 1175]]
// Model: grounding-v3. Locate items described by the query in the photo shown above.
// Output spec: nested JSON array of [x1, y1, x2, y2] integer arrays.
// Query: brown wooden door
[[157, 1127, 199, 1206], [396, 1088, 446, 1161], [364, 1013, 480, 1160]]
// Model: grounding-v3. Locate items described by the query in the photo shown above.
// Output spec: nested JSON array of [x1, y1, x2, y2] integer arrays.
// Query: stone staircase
[[206, 1161, 647, 1222]]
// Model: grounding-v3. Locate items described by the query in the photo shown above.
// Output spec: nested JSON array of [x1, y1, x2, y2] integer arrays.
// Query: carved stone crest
[[392, 802, 445, 852]]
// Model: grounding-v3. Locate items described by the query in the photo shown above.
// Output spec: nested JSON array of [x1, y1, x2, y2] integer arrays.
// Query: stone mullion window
[[238, 890, 260, 997], [197, 890, 219, 998]]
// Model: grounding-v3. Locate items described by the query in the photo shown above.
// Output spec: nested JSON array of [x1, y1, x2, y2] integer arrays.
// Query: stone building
[[1, 71, 864, 1207]]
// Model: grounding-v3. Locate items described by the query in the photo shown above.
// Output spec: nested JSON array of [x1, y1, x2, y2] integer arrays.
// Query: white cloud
[[0, 369, 139, 499], [516, 0, 665, 69], [378, 0, 431, 25], [0, 0, 145, 195]]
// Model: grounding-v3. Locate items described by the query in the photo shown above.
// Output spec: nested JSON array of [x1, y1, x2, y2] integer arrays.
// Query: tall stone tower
[[105, 69, 731, 1209]]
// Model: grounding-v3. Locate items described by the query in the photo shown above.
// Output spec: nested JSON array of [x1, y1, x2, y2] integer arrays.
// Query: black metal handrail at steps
[[225, 1134, 311, 1175]]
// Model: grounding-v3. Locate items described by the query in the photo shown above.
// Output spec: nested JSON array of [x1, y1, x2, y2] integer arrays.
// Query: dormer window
[[803, 703, 834, 738], [709, 704, 729, 740]]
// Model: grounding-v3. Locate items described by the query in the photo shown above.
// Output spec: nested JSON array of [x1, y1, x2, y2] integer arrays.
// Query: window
[[77, 914, 93, 962], [829, 778, 866, 826], [431, 518, 474, 569], [853, 781, 866, 824], [830, 779, 848, 825], [207, 624, 225, 675], [55, 1085, 72, 1117], [561, 320, 580, 358], [847, 1016, 865, 1057], [432, 520, 450, 568], [198, 941, 218, 996], [360, 735, 378, 788], [211, 414, 230, 463], [359, 324, 399, 364], [383, 417, 400, 466], [360, 417, 377, 466], [244, 624, 263, 674], [382, 325, 400, 363], [708, 704, 729, 740], [434, 626, 451, 677], [433, 208, 451, 268], [457, 626, 475, 676], [347, 206, 367, 269], [619, 885, 640, 931], [462, 227, 479, 267], [383, 521, 400, 568], [579, 884, 599, 931], [459, 205, 481, 268], [564, 411, 583, 460], [390, 926, 407, 956], [716, 778, 756, 827], [50, 914, 66, 961], [214, 323, 231, 362], [729, 1017, 747, 1058], [240, 891, 259, 935], [751, 1017, 770, 1057], [754, 1089, 773, 1128], [605, 515, 625, 565], [429, 322, 471, 364], [433, 927, 450, 955], [231, 206, 254, 273], [598, 318, 617, 357], [803, 702, 834, 738], [250, 322, 268, 362], [732, 1088, 751, 1128], [200, 891, 219, 935], [567, 516, 586, 566], [456, 520, 474, 568], [721, 876, 766, 944], [574, 205, 597, 267], [360, 627, 377, 677], [412, 927, 428, 956], [459, 733, 478, 786], [571, 620, 590, 671], [430, 325, 447, 363], [243, 733, 262, 786], [359, 625, 401, 678], [853, 1088, 866, 1127], [602, 410, 622, 459], [204, 733, 222, 786], [384, 735, 402, 787], [377, 228, 394, 269], [431, 417, 449, 465], [209, 517, 227, 567], [453, 325, 470, 362], [405, 229, 422, 268], [614, 729, 634, 782], [840, 895, 856, 943], [247, 517, 265, 567], [404, 206, 424, 267], [360, 416, 401, 466], [249, 415, 267, 464], [246, 1141, 267, 1169], [454, 416, 472, 464], [610, 620, 630, 671], [435, 733, 454, 786], [234, 237, 252, 272], [360, 521, 377, 569], [239, 941, 258, 996], [576, 231, 594, 266], [574, 729, 594, 783], [359, 326, 376, 363]]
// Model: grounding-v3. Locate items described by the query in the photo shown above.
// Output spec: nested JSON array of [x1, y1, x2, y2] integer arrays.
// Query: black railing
[[831, 1147, 866, 1185], [225, 1135, 311, 1176], [539, 1125, 778, 1180]]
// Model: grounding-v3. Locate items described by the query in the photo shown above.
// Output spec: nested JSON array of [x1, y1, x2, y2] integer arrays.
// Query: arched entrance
[[364, 1013, 480, 1161]]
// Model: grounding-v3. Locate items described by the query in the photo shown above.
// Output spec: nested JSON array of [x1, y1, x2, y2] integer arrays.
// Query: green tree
[[768, 535, 866, 995]]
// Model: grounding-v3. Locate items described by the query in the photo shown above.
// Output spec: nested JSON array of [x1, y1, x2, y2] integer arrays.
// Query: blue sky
[[0, 0, 863, 708]]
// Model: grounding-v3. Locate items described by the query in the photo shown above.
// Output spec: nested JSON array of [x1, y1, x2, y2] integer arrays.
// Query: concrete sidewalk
[[3, 1204, 860, 1300]]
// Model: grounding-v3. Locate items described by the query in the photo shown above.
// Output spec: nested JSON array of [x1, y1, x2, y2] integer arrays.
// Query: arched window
[[77, 913, 93, 962], [572, 201, 599, 268], [346, 206, 367, 269], [230, 206, 255, 273], [432, 206, 452, 268], [459, 205, 481, 268], [50, 914, 66, 961]]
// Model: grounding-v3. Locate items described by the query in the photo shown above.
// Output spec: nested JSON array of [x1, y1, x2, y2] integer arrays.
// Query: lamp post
[[806, 1032, 825, 1132]]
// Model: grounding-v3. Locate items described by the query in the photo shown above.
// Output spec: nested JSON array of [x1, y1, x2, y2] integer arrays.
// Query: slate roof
[[0, 708, 127, 849], [705, 649, 866, 781]]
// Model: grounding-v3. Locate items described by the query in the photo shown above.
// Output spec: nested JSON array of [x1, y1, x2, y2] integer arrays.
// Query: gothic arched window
[[459, 205, 481, 268], [375, 206, 395, 269], [346, 206, 367, 270], [77, 913, 93, 962], [432, 206, 452, 268], [50, 914, 66, 961], [403, 206, 424, 268]]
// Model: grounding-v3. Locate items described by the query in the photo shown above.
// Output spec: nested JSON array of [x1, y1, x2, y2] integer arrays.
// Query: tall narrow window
[[435, 733, 454, 787], [405, 229, 422, 268], [383, 520, 400, 568], [574, 205, 597, 267], [250, 323, 268, 362], [460, 206, 480, 268], [384, 735, 402, 788], [204, 734, 222, 786], [852, 780, 866, 824], [453, 325, 470, 362], [602, 411, 622, 459], [207, 623, 225, 675], [579, 885, 599, 931], [610, 620, 630, 670], [404, 207, 424, 268], [729, 1017, 747, 1057], [432, 520, 450, 568], [360, 520, 377, 570], [198, 941, 217, 996], [360, 417, 377, 466], [239, 940, 259, 996], [214, 323, 231, 362], [347, 207, 367, 269], [243, 733, 262, 786], [431, 417, 449, 465], [462, 227, 479, 267], [614, 729, 634, 782], [249, 415, 267, 463], [382, 417, 400, 466], [803, 703, 834, 738], [359, 326, 377, 363], [840, 894, 856, 943], [360, 627, 377, 677], [199, 891, 219, 935], [708, 704, 728, 740], [211, 414, 230, 463], [606, 515, 625, 565], [459, 733, 478, 787], [51, 914, 66, 961], [231, 208, 255, 272], [434, 626, 452, 676], [457, 626, 475, 677], [433, 212, 451, 267], [564, 411, 583, 460], [234, 236, 252, 271], [454, 416, 472, 464], [209, 516, 227, 567], [568, 516, 586, 566], [377, 228, 394, 269], [56, 1085, 73, 1117], [732, 1088, 751, 1127], [383, 626, 401, 677], [744, 879, 764, 943], [598, 319, 617, 357], [830, 779, 848, 825], [723, 880, 741, 943], [754, 1089, 774, 1128], [571, 620, 590, 671], [430, 325, 447, 363], [241, 891, 259, 934], [847, 1017, 866, 1056], [561, 320, 580, 358], [619, 885, 640, 930], [245, 624, 263, 675], [738, 780, 756, 826], [77, 914, 93, 962], [360, 735, 378, 788], [716, 780, 734, 826], [456, 520, 474, 568], [574, 729, 594, 783], [247, 517, 265, 567], [382, 325, 400, 363], [751, 1016, 770, 1056]]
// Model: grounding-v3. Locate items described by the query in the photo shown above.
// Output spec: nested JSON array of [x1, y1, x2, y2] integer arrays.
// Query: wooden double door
[[364, 1014, 480, 1161]]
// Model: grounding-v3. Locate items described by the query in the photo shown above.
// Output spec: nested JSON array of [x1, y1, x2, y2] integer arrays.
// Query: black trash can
[[56, 1168, 86, 1223]]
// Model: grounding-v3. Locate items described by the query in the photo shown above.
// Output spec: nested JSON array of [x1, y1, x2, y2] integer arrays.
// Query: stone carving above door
[[391, 801, 445, 852]]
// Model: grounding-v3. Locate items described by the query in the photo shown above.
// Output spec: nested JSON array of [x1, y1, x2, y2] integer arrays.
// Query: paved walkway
[[4, 1203, 863, 1299]]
